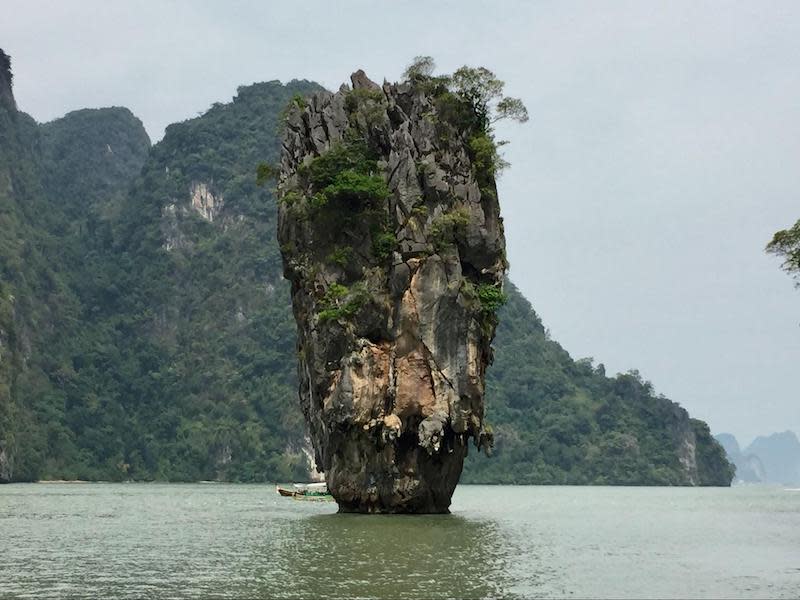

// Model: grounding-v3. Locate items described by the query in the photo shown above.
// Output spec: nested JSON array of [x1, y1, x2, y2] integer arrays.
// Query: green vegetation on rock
[[403, 56, 527, 194], [317, 282, 369, 324], [430, 208, 470, 251]]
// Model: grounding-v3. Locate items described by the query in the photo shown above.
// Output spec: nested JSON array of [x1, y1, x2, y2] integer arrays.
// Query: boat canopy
[[292, 482, 328, 492]]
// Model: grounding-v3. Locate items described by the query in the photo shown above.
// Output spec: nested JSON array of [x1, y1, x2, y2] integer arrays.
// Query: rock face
[[0, 447, 11, 483], [278, 71, 506, 512], [0, 49, 15, 112]]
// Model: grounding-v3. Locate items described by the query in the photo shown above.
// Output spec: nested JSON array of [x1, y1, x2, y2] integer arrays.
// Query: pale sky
[[2, 1, 798, 445]]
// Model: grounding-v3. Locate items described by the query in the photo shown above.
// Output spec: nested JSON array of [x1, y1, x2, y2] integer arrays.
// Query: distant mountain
[[715, 433, 766, 483], [746, 431, 800, 485], [716, 431, 800, 485]]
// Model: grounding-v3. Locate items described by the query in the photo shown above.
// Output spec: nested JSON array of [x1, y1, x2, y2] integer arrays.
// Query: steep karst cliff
[[278, 71, 507, 512]]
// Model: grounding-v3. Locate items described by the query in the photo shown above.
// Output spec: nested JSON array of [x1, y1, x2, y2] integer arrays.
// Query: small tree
[[494, 96, 529, 124], [255, 162, 278, 187], [451, 66, 529, 130], [767, 219, 800, 285], [402, 55, 436, 81]]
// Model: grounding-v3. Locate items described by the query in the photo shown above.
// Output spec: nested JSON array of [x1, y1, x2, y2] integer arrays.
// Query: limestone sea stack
[[277, 70, 507, 513]]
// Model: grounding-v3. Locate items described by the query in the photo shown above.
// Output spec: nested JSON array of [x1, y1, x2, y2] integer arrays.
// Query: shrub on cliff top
[[402, 56, 528, 131], [402, 56, 528, 186], [318, 170, 388, 208]]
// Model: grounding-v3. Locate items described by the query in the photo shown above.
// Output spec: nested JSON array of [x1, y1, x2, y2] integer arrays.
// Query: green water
[[1, 484, 798, 598]]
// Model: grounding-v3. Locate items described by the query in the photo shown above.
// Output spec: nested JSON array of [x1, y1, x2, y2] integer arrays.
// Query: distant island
[[0, 50, 732, 486], [716, 431, 800, 485]]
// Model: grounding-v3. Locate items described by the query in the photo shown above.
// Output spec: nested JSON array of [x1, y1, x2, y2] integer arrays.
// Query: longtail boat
[[276, 482, 334, 501]]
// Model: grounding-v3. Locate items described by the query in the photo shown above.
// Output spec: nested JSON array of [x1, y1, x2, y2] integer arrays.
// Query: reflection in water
[[250, 513, 515, 599]]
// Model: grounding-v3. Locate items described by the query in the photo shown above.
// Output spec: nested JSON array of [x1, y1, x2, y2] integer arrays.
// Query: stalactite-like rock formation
[[277, 70, 506, 513]]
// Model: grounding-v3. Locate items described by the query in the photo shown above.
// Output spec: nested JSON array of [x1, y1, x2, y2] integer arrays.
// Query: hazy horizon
[[2, 1, 798, 445]]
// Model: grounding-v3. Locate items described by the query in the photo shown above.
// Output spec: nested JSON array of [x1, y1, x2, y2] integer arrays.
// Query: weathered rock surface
[[278, 70, 506, 512], [0, 49, 15, 112], [0, 446, 11, 483]]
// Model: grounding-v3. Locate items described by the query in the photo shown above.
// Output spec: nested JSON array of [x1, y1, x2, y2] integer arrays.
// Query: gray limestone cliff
[[278, 70, 506, 512]]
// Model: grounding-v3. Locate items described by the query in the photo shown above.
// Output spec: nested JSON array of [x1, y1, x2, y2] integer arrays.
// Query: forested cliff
[[0, 50, 733, 485], [0, 50, 151, 480]]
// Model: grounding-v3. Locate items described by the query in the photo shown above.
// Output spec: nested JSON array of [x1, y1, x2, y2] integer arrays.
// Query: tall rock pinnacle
[[278, 69, 507, 512]]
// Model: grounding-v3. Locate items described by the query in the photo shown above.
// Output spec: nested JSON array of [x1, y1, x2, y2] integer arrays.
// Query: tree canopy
[[767, 219, 800, 285], [403, 56, 529, 130]]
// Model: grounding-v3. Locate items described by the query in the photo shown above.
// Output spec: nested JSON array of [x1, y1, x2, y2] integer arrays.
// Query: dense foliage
[[0, 64, 732, 485]]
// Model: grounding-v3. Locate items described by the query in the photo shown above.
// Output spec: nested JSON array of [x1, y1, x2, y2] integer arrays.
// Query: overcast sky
[[2, 1, 798, 445]]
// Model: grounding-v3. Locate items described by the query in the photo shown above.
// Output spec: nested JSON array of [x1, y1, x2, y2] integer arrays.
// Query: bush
[[255, 162, 278, 186], [372, 230, 397, 260], [430, 207, 470, 251], [476, 283, 507, 314], [290, 93, 307, 110], [320, 170, 388, 208], [317, 282, 369, 324], [327, 246, 354, 268], [296, 141, 389, 212], [469, 134, 507, 180], [299, 141, 378, 189]]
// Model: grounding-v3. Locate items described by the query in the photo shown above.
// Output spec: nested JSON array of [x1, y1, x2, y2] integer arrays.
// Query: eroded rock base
[[330, 434, 468, 513]]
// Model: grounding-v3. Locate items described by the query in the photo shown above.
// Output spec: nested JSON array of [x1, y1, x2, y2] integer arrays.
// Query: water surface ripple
[[1, 484, 798, 598]]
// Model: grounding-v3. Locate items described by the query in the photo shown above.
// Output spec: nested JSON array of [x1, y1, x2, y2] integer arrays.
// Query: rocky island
[[277, 65, 519, 512]]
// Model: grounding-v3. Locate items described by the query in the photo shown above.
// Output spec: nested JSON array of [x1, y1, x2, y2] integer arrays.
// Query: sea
[[1, 484, 798, 598]]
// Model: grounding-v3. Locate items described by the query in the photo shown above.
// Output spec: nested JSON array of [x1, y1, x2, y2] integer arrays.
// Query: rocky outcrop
[[0, 49, 15, 112], [278, 70, 506, 512], [189, 182, 223, 222]]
